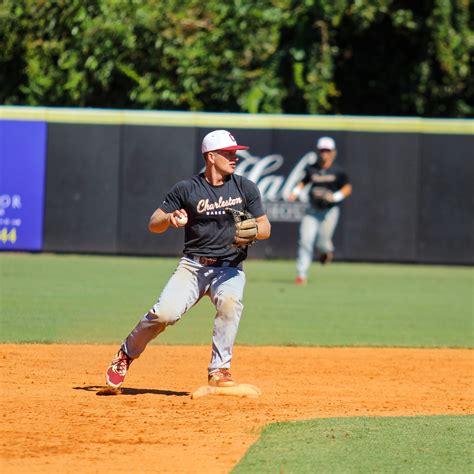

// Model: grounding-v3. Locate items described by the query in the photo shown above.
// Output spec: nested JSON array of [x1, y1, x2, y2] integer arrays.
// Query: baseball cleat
[[319, 252, 334, 265], [294, 276, 307, 285], [208, 368, 236, 387], [106, 349, 132, 389]]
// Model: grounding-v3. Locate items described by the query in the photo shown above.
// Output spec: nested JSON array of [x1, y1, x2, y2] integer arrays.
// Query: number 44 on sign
[[0, 227, 17, 244]]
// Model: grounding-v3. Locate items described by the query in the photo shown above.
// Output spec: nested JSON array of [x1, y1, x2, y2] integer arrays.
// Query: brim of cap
[[209, 145, 249, 151]]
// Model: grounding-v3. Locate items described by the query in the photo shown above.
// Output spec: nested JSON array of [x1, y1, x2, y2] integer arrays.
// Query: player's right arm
[[288, 165, 312, 202], [149, 180, 189, 233], [148, 208, 187, 233], [288, 182, 305, 202]]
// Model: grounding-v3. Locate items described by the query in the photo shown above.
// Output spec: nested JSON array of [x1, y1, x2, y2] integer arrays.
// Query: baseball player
[[105, 130, 271, 390], [288, 136, 352, 284]]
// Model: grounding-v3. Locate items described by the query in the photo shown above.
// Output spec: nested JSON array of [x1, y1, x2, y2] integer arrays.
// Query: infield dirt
[[1, 345, 472, 473]]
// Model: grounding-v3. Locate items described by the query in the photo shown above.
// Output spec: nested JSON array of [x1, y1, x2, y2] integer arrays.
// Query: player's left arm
[[325, 171, 352, 203], [324, 183, 352, 204], [243, 178, 271, 240], [339, 183, 352, 198], [255, 214, 271, 240]]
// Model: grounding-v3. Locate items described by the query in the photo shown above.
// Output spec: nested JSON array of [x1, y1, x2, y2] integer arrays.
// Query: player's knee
[[216, 295, 243, 319], [299, 238, 314, 251], [316, 241, 333, 254], [146, 306, 180, 325]]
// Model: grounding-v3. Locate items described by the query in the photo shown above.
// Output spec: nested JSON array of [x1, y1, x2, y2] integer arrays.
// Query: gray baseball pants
[[296, 206, 340, 279], [122, 257, 246, 373]]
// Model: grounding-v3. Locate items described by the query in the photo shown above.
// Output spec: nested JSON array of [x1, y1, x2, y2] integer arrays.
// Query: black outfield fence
[[1, 107, 473, 264]]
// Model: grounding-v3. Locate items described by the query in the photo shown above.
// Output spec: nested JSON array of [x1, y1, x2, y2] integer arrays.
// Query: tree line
[[1, 0, 472, 117]]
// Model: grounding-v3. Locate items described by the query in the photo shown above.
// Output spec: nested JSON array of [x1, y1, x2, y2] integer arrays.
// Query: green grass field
[[233, 415, 474, 473], [1, 252, 472, 473], [0, 253, 472, 346]]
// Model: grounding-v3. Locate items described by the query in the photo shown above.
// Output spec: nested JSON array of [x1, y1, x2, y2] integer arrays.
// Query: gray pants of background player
[[296, 206, 340, 279], [122, 257, 246, 373]]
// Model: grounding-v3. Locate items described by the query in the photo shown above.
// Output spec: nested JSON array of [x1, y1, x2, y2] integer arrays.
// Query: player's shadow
[[73, 385, 189, 397]]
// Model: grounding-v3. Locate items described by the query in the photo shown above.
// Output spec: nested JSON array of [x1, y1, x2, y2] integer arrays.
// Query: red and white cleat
[[208, 368, 236, 387], [106, 349, 133, 390], [294, 276, 307, 285]]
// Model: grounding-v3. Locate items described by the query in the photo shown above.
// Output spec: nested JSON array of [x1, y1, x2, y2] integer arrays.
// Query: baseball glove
[[225, 208, 258, 247]]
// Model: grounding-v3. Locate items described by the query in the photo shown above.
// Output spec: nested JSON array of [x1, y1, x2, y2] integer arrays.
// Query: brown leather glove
[[225, 208, 258, 247]]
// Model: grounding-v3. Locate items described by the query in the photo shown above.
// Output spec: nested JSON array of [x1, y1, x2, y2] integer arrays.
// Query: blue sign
[[0, 120, 47, 251]]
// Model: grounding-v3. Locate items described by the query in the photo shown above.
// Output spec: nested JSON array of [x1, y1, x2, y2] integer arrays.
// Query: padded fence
[[1, 108, 472, 264]]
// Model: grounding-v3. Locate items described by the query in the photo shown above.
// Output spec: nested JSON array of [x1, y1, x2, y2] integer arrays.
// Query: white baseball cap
[[201, 130, 249, 153], [316, 136, 336, 150]]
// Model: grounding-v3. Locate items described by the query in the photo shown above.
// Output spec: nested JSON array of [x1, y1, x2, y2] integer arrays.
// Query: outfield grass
[[1, 253, 472, 473], [0, 253, 472, 346], [232, 415, 474, 473]]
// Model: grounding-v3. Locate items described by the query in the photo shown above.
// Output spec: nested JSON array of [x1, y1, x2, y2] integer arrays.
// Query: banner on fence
[[0, 120, 47, 251]]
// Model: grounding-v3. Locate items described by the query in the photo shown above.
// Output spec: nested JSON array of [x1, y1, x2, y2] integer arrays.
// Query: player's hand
[[322, 191, 335, 203], [225, 208, 258, 247], [169, 209, 188, 228], [288, 192, 297, 202], [312, 189, 333, 203]]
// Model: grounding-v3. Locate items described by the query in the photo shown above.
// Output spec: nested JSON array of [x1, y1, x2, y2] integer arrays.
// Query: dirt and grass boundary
[[1, 345, 472, 473]]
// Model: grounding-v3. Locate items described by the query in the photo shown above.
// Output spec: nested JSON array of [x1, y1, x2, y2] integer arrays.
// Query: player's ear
[[206, 151, 217, 165]]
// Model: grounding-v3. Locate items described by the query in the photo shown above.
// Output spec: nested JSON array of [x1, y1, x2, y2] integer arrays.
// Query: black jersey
[[302, 162, 350, 209], [159, 173, 265, 260]]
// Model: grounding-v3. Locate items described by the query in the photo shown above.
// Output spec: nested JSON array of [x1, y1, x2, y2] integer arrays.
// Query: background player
[[105, 130, 271, 390], [288, 136, 352, 284]]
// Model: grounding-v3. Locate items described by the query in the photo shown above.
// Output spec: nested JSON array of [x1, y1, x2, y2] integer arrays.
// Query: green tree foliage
[[0, 0, 472, 116], [334, 0, 473, 116]]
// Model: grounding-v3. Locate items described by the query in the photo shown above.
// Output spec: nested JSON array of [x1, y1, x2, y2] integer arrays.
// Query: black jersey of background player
[[302, 162, 350, 209], [159, 173, 265, 260]]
